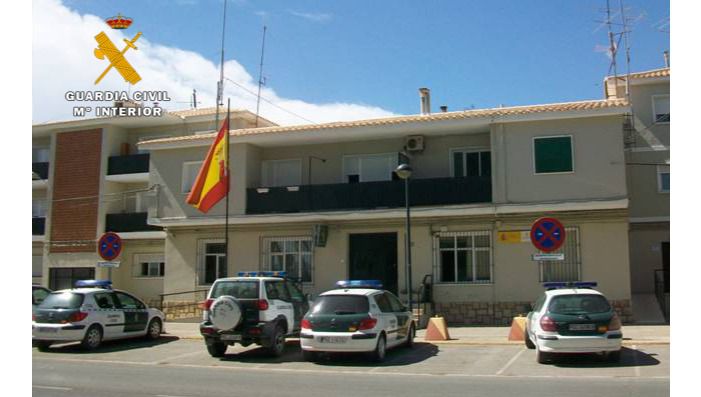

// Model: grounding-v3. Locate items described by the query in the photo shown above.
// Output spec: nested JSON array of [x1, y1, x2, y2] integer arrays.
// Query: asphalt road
[[32, 338, 669, 397]]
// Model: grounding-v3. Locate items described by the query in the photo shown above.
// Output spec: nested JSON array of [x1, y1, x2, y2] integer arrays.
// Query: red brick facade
[[49, 129, 102, 253]]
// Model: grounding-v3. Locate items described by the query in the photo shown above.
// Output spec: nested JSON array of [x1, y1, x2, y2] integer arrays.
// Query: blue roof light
[[75, 279, 112, 289], [543, 281, 598, 290], [335, 280, 383, 289], [237, 271, 287, 278]]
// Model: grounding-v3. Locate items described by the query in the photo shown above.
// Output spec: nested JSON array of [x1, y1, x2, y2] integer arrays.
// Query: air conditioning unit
[[405, 135, 424, 152]]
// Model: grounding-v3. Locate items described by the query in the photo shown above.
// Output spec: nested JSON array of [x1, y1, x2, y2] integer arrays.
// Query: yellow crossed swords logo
[[94, 31, 142, 85]]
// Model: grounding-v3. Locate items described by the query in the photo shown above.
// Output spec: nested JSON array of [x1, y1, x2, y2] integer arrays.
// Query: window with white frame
[[539, 227, 581, 282], [262, 237, 313, 282], [434, 231, 492, 283], [652, 95, 670, 123], [32, 199, 47, 218], [32, 147, 49, 163], [451, 148, 491, 177], [343, 153, 397, 183], [182, 161, 203, 193], [133, 254, 165, 278], [198, 241, 227, 285], [657, 165, 670, 193], [261, 159, 302, 187]]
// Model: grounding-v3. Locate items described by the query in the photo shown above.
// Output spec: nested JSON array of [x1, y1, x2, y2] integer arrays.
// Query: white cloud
[[33, 0, 396, 125], [289, 10, 333, 23]]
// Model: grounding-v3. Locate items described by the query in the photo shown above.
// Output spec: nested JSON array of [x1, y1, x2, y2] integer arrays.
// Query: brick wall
[[50, 129, 102, 253]]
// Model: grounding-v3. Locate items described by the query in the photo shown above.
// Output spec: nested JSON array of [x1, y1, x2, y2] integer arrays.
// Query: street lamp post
[[395, 163, 413, 314]]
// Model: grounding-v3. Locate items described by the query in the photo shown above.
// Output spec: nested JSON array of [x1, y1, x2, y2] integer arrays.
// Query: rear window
[[38, 292, 85, 309], [311, 295, 369, 315], [210, 280, 259, 299], [548, 294, 611, 315]]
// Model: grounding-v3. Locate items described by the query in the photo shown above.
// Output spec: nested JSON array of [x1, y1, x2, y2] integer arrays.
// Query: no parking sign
[[530, 217, 566, 253], [98, 232, 122, 261]]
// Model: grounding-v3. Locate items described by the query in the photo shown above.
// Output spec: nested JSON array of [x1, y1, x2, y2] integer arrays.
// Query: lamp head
[[395, 163, 413, 179]]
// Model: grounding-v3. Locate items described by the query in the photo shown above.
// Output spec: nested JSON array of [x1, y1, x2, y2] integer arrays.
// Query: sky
[[33, 0, 670, 126]]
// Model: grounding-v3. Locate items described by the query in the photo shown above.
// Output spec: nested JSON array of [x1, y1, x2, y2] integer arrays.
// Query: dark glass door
[[349, 233, 398, 294]]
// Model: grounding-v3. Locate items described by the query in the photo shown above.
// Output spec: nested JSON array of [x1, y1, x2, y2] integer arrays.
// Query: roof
[[139, 98, 629, 147], [321, 288, 381, 296], [607, 67, 670, 81], [169, 107, 278, 126]]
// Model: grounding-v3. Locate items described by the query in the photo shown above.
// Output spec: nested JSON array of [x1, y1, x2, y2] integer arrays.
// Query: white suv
[[199, 271, 309, 357]]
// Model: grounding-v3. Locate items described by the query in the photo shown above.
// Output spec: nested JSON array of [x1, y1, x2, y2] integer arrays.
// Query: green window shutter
[[534, 136, 573, 173]]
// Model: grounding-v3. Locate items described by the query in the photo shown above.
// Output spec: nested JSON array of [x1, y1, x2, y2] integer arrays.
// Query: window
[[533, 136, 574, 174], [182, 161, 203, 193], [261, 159, 302, 187], [434, 231, 492, 283], [33, 147, 49, 163], [374, 293, 393, 313], [657, 165, 670, 193], [263, 237, 313, 282], [115, 292, 145, 310], [133, 254, 165, 278], [198, 241, 227, 285], [32, 288, 50, 305], [343, 153, 397, 183], [211, 280, 259, 299], [451, 149, 491, 177], [652, 95, 670, 123], [385, 292, 405, 312], [539, 227, 581, 282], [94, 292, 119, 309], [49, 267, 95, 291], [32, 199, 47, 218], [265, 280, 291, 301]]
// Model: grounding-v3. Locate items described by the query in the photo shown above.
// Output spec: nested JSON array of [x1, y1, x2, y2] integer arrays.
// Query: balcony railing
[[32, 217, 45, 235], [107, 153, 150, 175], [105, 212, 161, 233], [246, 176, 492, 215], [32, 162, 49, 180]]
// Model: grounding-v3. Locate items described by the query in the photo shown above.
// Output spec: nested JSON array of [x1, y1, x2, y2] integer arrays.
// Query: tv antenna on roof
[[255, 25, 268, 128]]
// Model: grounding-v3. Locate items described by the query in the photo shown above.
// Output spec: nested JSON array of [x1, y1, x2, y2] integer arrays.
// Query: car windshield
[[38, 292, 85, 309], [311, 295, 369, 315], [211, 280, 259, 299], [548, 294, 611, 315]]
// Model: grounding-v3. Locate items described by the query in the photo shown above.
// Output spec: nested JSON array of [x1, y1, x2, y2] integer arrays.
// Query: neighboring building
[[605, 67, 670, 321], [31, 105, 276, 305], [140, 96, 634, 325]]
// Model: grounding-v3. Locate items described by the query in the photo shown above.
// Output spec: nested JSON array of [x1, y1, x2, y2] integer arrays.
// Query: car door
[[264, 280, 294, 333], [385, 292, 411, 343], [114, 292, 149, 335], [92, 292, 124, 339], [373, 292, 398, 345], [284, 280, 308, 332]]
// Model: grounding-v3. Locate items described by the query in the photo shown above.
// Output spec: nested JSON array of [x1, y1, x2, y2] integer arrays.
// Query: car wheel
[[301, 349, 317, 362], [607, 350, 621, 362], [372, 334, 387, 363], [81, 325, 103, 350], [145, 318, 162, 340], [524, 327, 535, 349], [34, 341, 52, 352], [267, 324, 286, 357], [536, 346, 551, 364], [405, 323, 416, 348], [206, 341, 227, 357]]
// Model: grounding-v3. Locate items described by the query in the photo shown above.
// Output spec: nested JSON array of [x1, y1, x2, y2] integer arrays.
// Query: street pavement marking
[[34, 356, 669, 380], [33, 385, 72, 391], [156, 395, 193, 397], [495, 347, 526, 375], [153, 350, 208, 364], [633, 345, 641, 377]]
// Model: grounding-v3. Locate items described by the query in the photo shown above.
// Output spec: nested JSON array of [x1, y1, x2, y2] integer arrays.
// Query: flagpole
[[225, 99, 230, 273]]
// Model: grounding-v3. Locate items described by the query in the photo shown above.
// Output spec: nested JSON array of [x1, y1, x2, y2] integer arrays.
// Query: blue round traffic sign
[[530, 217, 566, 252], [98, 232, 122, 261]]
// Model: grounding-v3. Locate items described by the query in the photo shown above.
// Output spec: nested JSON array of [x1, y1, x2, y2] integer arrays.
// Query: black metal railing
[[105, 212, 161, 233], [32, 217, 45, 235], [247, 176, 492, 214], [654, 269, 670, 323], [107, 153, 150, 175], [32, 162, 49, 180], [415, 274, 434, 329]]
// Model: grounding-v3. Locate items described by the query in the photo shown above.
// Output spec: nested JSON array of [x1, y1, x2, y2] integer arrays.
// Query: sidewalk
[[164, 321, 669, 346]]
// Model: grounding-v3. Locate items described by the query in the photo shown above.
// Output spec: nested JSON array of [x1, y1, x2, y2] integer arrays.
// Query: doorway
[[349, 233, 398, 294]]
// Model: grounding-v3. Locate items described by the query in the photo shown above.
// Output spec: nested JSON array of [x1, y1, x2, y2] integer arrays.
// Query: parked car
[[199, 271, 309, 357], [525, 282, 623, 363], [300, 280, 415, 362], [32, 280, 165, 351], [32, 285, 52, 316]]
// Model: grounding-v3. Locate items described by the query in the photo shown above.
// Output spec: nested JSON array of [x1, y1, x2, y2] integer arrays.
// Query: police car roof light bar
[[75, 279, 113, 289], [237, 271, 287, 278], [335, 280, 383, 289], [543, 281, 598, 290]]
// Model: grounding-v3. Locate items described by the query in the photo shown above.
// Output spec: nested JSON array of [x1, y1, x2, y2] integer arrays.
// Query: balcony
[[246, 176, 492, 215], [32, 217, 45, 235], [105, 212, 162, 233], [32, 162, 49, 180], [106, 153, 149, 183]]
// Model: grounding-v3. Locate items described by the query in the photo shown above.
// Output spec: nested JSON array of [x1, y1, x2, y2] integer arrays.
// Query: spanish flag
[[186, 118, 229, 213]]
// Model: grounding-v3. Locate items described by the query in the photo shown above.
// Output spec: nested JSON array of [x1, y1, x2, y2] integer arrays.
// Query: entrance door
[[349, 233, 398, 295]]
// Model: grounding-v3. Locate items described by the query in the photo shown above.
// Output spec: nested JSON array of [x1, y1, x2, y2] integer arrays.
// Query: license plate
[[569, 323, 596, 331], [317, 336, 347, 344], [220, 334, 241, 341], [38, 327, 58, 333]]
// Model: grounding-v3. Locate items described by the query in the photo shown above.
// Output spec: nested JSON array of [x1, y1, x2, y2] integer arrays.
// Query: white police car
[[525, 282, 623, 363], [32, 280, 165, 351], [200, 271, 309, 357], [300, 280, 415, 362]]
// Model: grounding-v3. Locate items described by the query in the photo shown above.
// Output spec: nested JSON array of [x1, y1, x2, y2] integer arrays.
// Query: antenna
[[192, 89, 197, 109], [255, 25, 267, 128], [215, 0, 228, 132], [605, 0, 618, 79], [618, 0, 632, 102]]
